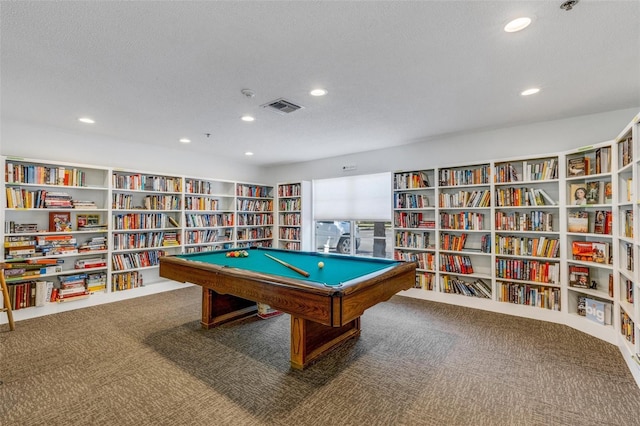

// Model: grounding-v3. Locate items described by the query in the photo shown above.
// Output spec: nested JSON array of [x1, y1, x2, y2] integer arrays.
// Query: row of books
[[495, 210, 553, 232], [112, 232, 179, 250], [440, 276, 491, 298], [236, 199, 274, 211], [277, 183, 302, 197], [439, 254, 474, 275], [567, 210, 612, 234], [236, 184, 272, 198], [619, 135, 633, 168], [112, 213, 176, 230], [497, 281, 561, 311], [279, 213, 301, 226], [237, 213, 274, 226], [567, 146, 612, 177], [186, 229, 231, 245], [185, 213, 234, 228], [278, 198, 301, 211], [394, 211, 433, 229], [5, 163, 88, 187], [279, 228, 300, 240], [494, 187, 556, 207], [394, 171, 430, 189], [395, 231, 430, 249], [185, 179, 219, 195], [112, 173, 182, 192], [440, 232, 467, 251], [438, 166, 491, 186], [438, 190, 491, 208], [111, 250, 167, 271], [495, 259, 560, 284], [237, 228, 273, 241], [414, 272, 434, 290], [5, 189, 81, 209], [494, 235, 559, 258], [621, 311, 635, 344], [395, 251, 435, 271], [571, 241, 612, 264], [439, 212, 485, 231], [394, 192, 430, 209], [494, 159, 558, 183]]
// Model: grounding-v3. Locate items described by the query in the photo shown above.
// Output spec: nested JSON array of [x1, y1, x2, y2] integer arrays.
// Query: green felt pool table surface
[[172, 247, 403, 287]]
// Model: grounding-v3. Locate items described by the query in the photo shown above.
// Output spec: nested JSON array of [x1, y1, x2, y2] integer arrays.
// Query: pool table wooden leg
[[201, 288, 258, 329], [290, 315, 361, 369]]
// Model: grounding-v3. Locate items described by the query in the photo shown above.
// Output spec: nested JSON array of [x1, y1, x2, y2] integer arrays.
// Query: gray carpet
[[2, 285, 640, 425]]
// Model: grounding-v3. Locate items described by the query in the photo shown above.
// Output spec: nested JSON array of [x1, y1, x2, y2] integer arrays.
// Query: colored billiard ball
[[318, 261, 324, 269]]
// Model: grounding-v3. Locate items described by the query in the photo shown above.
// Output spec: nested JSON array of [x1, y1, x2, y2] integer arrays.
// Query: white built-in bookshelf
[[235, 182, 274, 248], [183, 176, 235, 253], [393, 112, 640, 387], [1, 160, 275, 322], [276, 181, 311, 251]]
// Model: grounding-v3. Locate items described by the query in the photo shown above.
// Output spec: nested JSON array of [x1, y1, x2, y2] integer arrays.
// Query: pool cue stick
[[264, 253, 310, 277]]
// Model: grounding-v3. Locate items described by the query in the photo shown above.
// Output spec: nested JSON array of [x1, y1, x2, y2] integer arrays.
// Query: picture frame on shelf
[[76, 214, 101, 230], [49, 211, 72, 232], [570, 183, 587, 205]]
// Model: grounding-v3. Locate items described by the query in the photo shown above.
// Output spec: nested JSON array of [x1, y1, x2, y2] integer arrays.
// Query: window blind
[[312, 172, 392, 221]]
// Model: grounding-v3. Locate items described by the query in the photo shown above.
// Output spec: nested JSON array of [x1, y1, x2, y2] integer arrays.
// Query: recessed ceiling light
[[521, 88, 540, 96], [504, 17, 532, 33], [78, 117, 95, 124], [245, 151, 254, 156], [310, 88, 328, 96], [179, 138, 191, 144], [241, 115, 255, 122]]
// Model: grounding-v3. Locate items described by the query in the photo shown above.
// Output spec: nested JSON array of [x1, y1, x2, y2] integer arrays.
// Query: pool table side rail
[[159, 256, 417, 327]]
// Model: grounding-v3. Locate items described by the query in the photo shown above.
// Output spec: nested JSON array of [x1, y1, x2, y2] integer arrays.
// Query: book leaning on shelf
[[568, 211, 588, 233], [568, 265, 590, 289], [584, 298, 612, 325], [571, 241, 611, 264]]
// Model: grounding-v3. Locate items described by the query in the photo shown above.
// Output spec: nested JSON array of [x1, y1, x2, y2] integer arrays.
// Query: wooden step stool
[[0, 263, 15, 331]]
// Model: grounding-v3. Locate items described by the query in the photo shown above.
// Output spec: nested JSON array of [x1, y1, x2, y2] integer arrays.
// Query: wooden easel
[[0, 263, 15, 331]]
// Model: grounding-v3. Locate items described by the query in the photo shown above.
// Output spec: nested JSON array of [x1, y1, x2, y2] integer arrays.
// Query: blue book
[[584, 298, 612, 325]]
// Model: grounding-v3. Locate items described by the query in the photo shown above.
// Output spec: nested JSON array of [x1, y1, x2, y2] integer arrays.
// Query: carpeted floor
[[2, 285, 640, 425]]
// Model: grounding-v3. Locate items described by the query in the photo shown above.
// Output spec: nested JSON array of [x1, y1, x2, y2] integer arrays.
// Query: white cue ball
[[318, 261, 325, 269]]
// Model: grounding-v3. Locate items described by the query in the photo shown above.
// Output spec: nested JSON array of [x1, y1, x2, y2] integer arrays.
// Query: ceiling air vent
[[261, 98, 304, 115]]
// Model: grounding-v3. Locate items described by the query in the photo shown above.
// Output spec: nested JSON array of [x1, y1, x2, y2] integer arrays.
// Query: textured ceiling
[[1, 1, 639, 167]]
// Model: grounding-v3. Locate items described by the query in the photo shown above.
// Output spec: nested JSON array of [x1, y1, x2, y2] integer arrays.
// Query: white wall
[[3, 108, 639, 185], [263, 108, 640, 183], [1, 119, 265, 182]]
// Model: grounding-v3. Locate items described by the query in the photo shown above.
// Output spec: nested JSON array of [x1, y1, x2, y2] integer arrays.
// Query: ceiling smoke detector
[[261, 98, 304, 115]]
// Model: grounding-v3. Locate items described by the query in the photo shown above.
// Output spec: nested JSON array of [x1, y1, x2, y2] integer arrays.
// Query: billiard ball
[[318, 261, 324, 269]]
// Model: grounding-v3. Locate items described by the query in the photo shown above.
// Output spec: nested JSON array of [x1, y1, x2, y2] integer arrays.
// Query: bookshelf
[[183, 177, 235, 253], [493, 155, 561, 311], [110, 169, 183, 291], [1, 157, 277, 322], [436, 163, 492, 298], [615, 115, 639, 370], [276, 181, 311, 251], [564, 142, 615, 337], [3, 157, 110, 306], [393, 170, 436, 290], [235, 182, 274, 248]]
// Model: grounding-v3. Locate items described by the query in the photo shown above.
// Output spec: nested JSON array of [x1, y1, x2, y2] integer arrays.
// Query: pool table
[[159, 247, 416, 369]]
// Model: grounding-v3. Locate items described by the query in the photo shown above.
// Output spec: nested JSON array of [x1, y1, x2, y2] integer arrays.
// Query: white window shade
[[313, 172, 392, 221]]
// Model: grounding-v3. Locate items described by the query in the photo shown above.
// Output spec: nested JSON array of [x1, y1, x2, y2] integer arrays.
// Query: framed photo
[[49, 211, 72, 232], [76, 214, 101, 229]]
